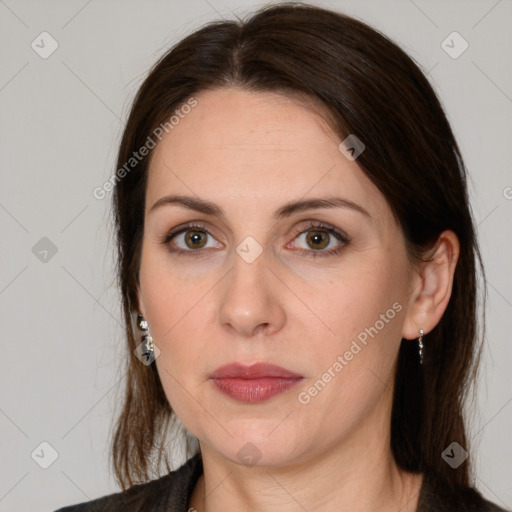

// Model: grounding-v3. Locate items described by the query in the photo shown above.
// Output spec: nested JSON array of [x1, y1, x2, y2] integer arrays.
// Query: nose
[[217, 250, 286, 339]]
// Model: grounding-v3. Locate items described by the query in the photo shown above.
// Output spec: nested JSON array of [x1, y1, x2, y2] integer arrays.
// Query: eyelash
[[159, 221, 350, 259]]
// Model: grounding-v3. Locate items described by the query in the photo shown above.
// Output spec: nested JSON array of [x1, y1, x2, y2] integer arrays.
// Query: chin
[[199, 420, 310, 468]]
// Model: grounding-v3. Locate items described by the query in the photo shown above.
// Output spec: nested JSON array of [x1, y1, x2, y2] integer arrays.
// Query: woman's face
[[138, 87, 417, 467]]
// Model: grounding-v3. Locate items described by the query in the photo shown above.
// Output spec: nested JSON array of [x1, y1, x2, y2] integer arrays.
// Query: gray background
[[0, 0, 510, 510]]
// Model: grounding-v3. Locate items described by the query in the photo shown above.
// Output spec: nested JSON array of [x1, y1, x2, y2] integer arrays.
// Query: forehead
[[150, 88, 339, 165], [145, 87, 389, 222]]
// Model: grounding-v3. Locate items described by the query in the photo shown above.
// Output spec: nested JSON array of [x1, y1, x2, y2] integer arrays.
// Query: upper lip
[[210, 362, 303, 379]]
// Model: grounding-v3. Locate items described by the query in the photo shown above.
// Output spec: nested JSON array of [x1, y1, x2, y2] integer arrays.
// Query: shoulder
[[418, 472, 510, 512], [53, 453, 203, 512]]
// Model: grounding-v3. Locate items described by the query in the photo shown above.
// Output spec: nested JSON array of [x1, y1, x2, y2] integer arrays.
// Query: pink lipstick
[[210, 362, 303, 403]]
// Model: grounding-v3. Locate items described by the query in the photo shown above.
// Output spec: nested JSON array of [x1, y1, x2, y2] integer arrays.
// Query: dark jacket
[[54, 454, 509, 512]]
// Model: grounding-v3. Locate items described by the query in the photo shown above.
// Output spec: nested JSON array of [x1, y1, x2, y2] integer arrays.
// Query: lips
[[211, 362, 302, 380], [210, 362, 303, 403]]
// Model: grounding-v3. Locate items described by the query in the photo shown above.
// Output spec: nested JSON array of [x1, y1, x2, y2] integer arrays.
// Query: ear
[[402, 230, 460, 340]]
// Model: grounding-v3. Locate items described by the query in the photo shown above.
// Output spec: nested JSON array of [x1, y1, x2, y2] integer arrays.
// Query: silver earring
[[418, 329, 424, 365], [137, 313, 154, 363]]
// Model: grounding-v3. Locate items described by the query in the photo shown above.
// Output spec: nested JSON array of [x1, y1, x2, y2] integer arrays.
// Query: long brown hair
[[110, 2, 485, 492]]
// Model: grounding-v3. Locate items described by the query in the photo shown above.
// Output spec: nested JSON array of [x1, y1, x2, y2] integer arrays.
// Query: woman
[[56, 3, 508, 511]]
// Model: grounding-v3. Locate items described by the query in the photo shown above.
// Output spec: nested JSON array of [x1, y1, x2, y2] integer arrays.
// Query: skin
[[137, 87, 460, 512]]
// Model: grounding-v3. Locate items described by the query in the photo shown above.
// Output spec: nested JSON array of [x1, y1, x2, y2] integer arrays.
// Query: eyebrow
[[149, 194, 371, 220]]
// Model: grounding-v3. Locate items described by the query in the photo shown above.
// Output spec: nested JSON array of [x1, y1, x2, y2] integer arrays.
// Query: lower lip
[[211, 377, 302, 403]]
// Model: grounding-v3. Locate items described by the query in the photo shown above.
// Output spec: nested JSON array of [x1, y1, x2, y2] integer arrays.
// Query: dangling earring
[[418, 329, 424, 365], [137, 313, 155, 363]]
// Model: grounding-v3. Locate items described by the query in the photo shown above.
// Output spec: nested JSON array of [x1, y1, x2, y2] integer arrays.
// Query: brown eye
[[184, 230, 208, 249], [161, 223, 222, 256], [305, 231, 330, 250], [289, 222, 350, 259]]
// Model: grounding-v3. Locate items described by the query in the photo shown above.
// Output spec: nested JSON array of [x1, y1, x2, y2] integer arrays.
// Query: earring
[[418, 329, 424, 365], [137, 313, 155, 363]]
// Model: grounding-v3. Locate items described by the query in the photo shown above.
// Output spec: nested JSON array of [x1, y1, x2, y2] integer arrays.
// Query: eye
[[288, 221, 350, 259], [160, 222, 222, 257]]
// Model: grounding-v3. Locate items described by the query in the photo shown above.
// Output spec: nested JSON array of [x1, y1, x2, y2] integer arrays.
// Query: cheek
[[138, 248, 211, 389], [290, 261, 408, 419], [139, 241, 211, 335], [292, 269, 406, 433], [299, 258, 405, 348]]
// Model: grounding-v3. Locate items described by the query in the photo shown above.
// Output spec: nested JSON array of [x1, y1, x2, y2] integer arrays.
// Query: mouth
[[210, 362, 303, 403]]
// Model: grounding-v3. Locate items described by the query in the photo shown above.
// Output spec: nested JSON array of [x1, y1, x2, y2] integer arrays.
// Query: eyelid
[[162, 221, 217, 241]]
